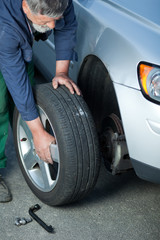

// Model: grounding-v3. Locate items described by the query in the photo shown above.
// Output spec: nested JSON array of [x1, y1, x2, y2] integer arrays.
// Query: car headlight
[[138, 62, 160, 104]]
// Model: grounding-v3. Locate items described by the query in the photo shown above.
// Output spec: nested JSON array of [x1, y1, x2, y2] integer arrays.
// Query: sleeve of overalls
[[0, 27, 38, 121], [54, 0, 78, 61]]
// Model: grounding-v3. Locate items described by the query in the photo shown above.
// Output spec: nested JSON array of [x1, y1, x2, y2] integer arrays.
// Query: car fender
[[93, 28, 141, 89]]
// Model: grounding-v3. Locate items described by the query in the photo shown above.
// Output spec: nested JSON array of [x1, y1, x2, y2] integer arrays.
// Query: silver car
[[15, 0, 160, 205]]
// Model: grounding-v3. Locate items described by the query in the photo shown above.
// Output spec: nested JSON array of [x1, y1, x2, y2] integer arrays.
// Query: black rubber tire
[[13, 83, 100, 206]]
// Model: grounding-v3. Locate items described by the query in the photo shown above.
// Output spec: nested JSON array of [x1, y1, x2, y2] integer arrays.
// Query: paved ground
[[1, 70, 160, 240], [1, 126, 160, 240]]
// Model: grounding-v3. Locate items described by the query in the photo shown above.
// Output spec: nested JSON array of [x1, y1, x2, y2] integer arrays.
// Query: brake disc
[[100, 113, 132, 174]]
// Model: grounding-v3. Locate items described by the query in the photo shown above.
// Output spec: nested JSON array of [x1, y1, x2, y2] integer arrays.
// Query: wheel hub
[[100, 114, 132, 174]]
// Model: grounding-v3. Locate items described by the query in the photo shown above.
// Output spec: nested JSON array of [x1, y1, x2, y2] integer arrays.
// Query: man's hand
[[33, 129, 56, 164], [26, 117, 55, 164], [52, 72, 81, 95], [52, 60, 81, 95]]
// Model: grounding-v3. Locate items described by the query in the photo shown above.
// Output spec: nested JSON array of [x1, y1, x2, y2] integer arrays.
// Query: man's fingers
[[36, 148, 53, 165], [43, 146, 54, 164], [45, 157, 53, 165], [64, 81, 75, 94], [46, 146, 54, 165], [52, 79, 58, 89], [71, 81, 81, 95], [40, 155, 53, 165]]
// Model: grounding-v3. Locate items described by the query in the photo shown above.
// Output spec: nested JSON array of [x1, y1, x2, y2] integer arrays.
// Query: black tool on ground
[[29, 204, 54, 233]]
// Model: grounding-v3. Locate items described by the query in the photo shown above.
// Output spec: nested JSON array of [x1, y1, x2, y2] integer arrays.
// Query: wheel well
[[78, 55, 120, 133]]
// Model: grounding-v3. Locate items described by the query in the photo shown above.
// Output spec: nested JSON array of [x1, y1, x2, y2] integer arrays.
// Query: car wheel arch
[[77, 55, 132, 174], [77, 54, 121, 133]]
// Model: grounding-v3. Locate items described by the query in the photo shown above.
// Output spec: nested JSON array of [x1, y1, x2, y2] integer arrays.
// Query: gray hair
[[25, 0, 68, 17]]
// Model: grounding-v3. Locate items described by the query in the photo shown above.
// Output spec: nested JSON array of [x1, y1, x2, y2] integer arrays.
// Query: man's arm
[[54, 0, 77, 61], [0, 27, 55, 163], [52, 0, 81, 94]]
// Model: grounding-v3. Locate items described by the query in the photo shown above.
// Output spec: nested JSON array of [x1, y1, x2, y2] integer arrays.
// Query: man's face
[[22, 0, 62, 33]]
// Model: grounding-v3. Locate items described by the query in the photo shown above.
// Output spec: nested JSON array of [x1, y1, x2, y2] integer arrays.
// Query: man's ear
[[22, 0, 29, 15]]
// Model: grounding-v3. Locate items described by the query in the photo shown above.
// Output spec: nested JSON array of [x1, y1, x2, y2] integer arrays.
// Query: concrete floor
[[0, 69, 160, 240], [1, 126, 160, 240]]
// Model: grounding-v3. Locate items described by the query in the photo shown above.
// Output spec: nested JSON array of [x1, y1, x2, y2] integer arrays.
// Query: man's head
[[22, 0, 68, 32]]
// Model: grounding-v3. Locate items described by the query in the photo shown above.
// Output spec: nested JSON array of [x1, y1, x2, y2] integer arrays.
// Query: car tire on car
[[13, 83, 100, 206]]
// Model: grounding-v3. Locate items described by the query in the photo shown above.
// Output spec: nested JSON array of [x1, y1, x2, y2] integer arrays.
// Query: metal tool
[[15, 217, 21, 226], [29, 204, 54, 233], [15, 217, 32, 226]]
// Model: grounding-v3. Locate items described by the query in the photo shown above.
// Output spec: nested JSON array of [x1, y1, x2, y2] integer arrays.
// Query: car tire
[[13, 83, 100, 206]]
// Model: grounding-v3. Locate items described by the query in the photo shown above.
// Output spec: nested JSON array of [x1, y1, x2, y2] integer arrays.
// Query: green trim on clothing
[[0, 71, 9, 168]]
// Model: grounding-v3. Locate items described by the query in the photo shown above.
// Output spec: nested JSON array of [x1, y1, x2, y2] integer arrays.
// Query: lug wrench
[[29, 204, 54, 233]]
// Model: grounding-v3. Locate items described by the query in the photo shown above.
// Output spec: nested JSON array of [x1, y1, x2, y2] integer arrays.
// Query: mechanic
[[0, 0, 81, 202]]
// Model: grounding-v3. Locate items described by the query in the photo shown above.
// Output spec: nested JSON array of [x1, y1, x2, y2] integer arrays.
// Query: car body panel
[[73, 0, 160, 89], [33, 0, 160, 183], [114, 82, 160, 168], [105, 0, 160, 26]]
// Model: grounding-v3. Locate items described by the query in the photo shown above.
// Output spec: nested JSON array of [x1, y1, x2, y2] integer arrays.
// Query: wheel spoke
[[50, 144, 59, 163], [23, 149, 37, 170], [19, 118, 32, 144], [39, 161, 52, 190]]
